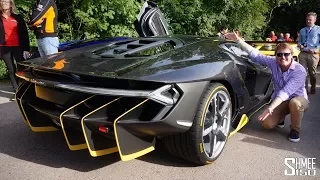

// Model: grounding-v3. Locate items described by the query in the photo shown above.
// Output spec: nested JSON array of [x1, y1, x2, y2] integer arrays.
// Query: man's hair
[[275, 43, 294, 55], [306, 12, 317, 17], [219, 26, 227, 32]]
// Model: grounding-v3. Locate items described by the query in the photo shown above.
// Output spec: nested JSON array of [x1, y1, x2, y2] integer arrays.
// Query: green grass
[[0, 60, 8, 80]]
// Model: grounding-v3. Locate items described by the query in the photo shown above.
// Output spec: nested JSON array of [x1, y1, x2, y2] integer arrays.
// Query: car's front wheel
[[163, 83, 232, 165]]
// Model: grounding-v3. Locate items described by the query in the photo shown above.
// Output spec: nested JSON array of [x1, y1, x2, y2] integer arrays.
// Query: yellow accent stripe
[[248, 99, 272, 119], [15, 74, 30, 82], [199, 143, 204, 153], [229, 114, 248, 137], [121, 146, 154, 161], [44, 7, 56, 33], [228, 99, 272, 137], [81, 97, 122, 157], [255, 45, 262, 49], [200, 86, 227, 127], [19, 83, 58, 132], [259, 51, 275, 55], [15, 81, 28, 125], [59, 95, 95, 151], [113, 99, 154, 161]]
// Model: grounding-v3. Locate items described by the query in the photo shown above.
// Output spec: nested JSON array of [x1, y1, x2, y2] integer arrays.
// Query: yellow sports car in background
[[246, 41, 300, 61]]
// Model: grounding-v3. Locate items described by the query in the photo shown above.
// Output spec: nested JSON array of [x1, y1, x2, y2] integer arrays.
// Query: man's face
[[276, 48, 292, 69], [0, 0, 11, 10], [285, 34, 290, 38], [270, 31, 275, 36], [222, 28, 228, 34], [306, 15, 316, 27]]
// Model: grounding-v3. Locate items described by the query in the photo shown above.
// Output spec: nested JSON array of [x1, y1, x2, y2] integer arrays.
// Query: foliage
[[157, 0, 293, 40], [266, 0, 320, 40], [0, 0, 312, 80], [55, 0, 142, 41], [13, 0, 300, 43], [0, 60, 7, 80]]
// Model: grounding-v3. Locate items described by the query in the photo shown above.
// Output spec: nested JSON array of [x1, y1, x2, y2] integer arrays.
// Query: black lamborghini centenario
[[15, 2, 273, 165]]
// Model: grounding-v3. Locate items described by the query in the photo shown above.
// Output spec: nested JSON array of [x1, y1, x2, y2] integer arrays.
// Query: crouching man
[[225, 31, 309, 142]]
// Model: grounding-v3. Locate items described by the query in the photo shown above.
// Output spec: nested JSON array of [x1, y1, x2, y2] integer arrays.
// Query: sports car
[[15, 35, 273, 165], [14, 2, 273, 165]]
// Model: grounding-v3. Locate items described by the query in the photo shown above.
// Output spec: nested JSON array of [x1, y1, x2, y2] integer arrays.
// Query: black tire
[[163, 83, 232, 165]]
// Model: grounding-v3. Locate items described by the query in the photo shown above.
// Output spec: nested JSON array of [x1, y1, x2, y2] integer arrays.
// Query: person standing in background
[[266, 31, 277, 42], [284, 33, 293, 42], [29, 0, 59, 57], [298, 12, 320, 94], [277, 33, 285, 42], [0, 0, 30, 95], [217, 26, 228, 40]]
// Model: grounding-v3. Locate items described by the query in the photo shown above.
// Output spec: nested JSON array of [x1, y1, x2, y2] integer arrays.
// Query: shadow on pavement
[[137, 141, 197, 167], [0, 81, 319, 171], [236, 86, 320, 169], [0, 101, 122, 172], [0, 83, 194, 171]]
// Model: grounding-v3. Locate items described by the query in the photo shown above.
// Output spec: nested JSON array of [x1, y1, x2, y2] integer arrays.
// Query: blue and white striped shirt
[[298, 25, 320, 52], [249, 49, 308, 102]]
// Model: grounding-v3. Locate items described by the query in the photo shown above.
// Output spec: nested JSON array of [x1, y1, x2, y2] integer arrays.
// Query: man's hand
[[258, 107, 273, 121], [23, 51, 30, 59], [224, 30, 240, 41]]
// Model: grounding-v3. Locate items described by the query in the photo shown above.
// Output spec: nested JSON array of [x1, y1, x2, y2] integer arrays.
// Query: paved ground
[[0, 75, 319, 180]]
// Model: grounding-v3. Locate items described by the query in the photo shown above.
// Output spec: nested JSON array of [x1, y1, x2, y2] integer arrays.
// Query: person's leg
[[298, 52, 309, 90], [0, 47, 19, 90], [261, 101, 290, 129], [288, 96, 309, 142], [309, 53, 320, 94], [41, 37, 59, 56], [37, 39, 46, 57], [12, 47, 24, 72]]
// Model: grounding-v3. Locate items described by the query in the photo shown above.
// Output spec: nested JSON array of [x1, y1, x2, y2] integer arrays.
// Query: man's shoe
[[310, 87, 316, 94], [276, 121, 285, 128], [288, 129, 300, 142]]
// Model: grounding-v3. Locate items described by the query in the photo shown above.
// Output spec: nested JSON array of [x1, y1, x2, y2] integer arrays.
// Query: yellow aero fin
[[59, 95, 96, 151], [229, 114, 249, 137], [114, 99, 155, 161], [81, 97, 121, 157], [16, 82, 58, 132]]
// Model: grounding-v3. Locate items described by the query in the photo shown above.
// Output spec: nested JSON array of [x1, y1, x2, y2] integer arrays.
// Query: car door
[[220, 42, 272, 98], [134, 1, 171, 37]]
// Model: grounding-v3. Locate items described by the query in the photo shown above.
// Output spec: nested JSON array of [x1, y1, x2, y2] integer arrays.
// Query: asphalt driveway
[[0, 74, 319, 180]]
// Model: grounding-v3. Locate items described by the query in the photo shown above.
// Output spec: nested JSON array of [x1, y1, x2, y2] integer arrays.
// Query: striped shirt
[[249, 49, 308, 102], [298, 25, 320, 52]]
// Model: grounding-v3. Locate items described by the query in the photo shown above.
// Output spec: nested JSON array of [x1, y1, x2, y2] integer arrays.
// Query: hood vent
[[96, 38, 183, 59]]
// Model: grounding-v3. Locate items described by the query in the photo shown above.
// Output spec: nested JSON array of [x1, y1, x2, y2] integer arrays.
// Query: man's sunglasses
[[276, 53, 291, 57]]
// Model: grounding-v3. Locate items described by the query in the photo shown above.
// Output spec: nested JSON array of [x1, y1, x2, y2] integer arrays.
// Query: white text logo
[[284, 158, 317, 176]]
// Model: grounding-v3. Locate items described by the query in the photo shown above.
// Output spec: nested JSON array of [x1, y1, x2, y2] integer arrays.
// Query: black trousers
[[0, 46, 24, 91]]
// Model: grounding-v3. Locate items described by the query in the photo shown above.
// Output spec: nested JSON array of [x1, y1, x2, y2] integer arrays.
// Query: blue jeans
[[37, 37, 59, 57]]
